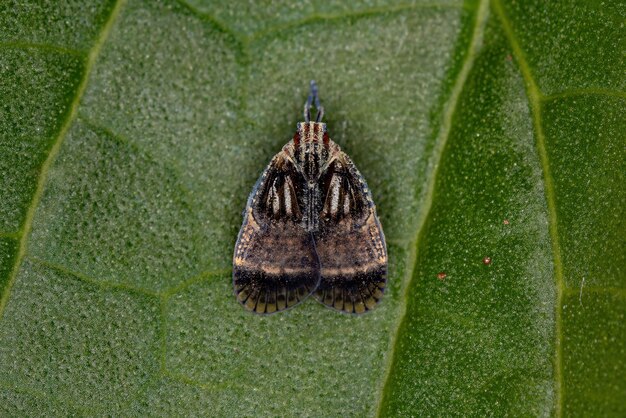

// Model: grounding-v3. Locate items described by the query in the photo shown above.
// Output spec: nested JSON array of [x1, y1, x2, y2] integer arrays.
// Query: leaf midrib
[[376, 0, 490, 414], [491, 0, 566, 415], [0, 0, 128, 321]]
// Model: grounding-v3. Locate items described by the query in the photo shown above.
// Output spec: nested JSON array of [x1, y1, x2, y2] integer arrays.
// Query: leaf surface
[[0, 0, 623, 415]]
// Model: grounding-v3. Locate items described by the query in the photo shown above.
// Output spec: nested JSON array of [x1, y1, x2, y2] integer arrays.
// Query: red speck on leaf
[[503, 219, 510, 225], [437, 272, 447, 280], [483, 256, 492, 265]]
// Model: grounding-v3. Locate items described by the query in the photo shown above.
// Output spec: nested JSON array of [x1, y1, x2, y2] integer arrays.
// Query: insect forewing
[[233, 154, 321, 314], [313, 154, 387, 314]]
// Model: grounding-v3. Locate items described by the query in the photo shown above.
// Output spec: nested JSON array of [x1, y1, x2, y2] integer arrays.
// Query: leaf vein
[[543, 88, 626, 102], [375, 0, 490, 414], [175, 0, 465, 46], [491, 0, 565, 416], [173, 0, 245, 44], [0, 231, 20, 239], [76, 114, 197, 205], [28, 255, 158, 299], [248, 2, 466, 43], [161, 268, 232, 298], [564, 286, 626, 298], [0, 0, 129, 321], [0, 41, 84, 57]]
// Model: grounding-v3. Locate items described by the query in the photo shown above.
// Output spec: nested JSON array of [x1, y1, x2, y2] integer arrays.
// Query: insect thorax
[[290, 121, 332, 182]]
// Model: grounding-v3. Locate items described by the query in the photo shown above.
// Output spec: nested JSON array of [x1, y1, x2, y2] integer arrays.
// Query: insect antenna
[[303, 80, 324, 123]]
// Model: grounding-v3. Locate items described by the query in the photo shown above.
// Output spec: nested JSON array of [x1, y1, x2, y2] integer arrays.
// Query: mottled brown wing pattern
[[234, 82, 388, 315], [233, 154, 320, 314], [313, 155, 387, 314]]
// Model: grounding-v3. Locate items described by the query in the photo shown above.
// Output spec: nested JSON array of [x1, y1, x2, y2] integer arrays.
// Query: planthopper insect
[[233, 81, 387, 314]]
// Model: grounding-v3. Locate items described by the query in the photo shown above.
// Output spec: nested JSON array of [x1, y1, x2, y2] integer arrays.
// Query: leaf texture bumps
[[0, 0, 624, 416]]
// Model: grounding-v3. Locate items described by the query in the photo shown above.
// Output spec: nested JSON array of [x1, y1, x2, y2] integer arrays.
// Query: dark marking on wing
[[253, 154, 303, 222], [320, 160, 368, 224]]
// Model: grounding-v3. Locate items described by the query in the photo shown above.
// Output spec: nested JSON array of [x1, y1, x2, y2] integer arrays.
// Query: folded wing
[[314, 156, 387, 314], [233, 154, 320, 314]]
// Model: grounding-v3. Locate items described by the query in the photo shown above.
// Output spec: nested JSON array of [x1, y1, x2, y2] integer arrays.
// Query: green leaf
[[0, 0, 623, 416]]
